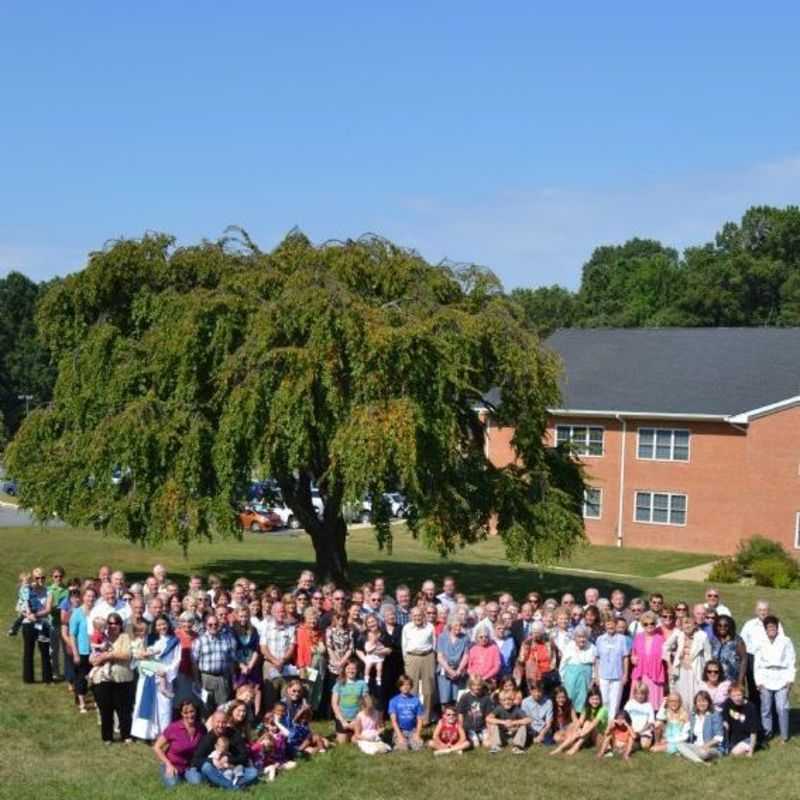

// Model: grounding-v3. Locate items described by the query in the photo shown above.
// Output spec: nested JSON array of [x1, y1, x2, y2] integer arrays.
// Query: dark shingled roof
[[543, 328, 800, 417]]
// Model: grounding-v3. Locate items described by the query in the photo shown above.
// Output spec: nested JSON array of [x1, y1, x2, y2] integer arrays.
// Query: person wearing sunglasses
[[21, 568, 53, 685], [699, 659, 730, 712], [90, 612, 135, 744], [703, 588, 731, 618], [630, 611, 667, 711]]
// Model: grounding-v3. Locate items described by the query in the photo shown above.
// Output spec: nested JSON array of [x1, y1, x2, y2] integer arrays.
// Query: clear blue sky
[[2, 2, 799, 288]]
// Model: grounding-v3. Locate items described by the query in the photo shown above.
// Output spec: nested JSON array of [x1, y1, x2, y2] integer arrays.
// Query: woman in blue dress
[[436, 618, 470, 703]]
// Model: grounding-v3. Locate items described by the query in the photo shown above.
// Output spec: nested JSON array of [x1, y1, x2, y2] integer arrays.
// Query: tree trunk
[[308, 514, 349, 586]]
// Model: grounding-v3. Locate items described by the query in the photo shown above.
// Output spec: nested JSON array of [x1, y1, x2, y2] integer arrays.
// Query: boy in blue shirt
[[388, 675, 424, 751]]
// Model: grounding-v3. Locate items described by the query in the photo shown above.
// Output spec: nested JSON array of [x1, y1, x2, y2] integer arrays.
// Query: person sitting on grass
[[521, 680, 554, 746], [624, 680, 656, 751], [428, 704, 470, 755], [596, 710, 635, 760], [354, 694, 391, 755], [331, 657, 368, 744], [675, 690, 723, 764], [721, 684, 759, 758], [388, 675, 425, 751], [456, 675, 494, 749], [550, 686, 608, 756], [552, 687, 578, 745], [485, 689, 530, 754], [652, 692, 689, 754]]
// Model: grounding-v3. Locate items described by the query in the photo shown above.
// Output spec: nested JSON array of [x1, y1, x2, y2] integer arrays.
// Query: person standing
[[754, 615, 795, 743], [91, 613, 135, 744], [401, 607, 437, 724], [741, 601, 783, 706], [68, 587, 96, 712], [21, 567, 53, 684], [595, 614, 630, 718], [47, 567, 68, 680], [192, 614, 236, 714], [630, 611, 667, 711]]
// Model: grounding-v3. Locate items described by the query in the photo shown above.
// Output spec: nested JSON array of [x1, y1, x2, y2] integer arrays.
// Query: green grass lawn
[[1, 525, 798, 800]]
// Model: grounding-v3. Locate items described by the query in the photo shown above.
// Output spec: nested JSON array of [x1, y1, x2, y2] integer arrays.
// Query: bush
[[750, 556, 799, 589], [707, 557, 742, 584], [736, 536, 792, 571]]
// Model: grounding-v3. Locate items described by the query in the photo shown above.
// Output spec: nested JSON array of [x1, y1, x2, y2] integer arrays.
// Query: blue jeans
[[200, 762, 259, 790], [759, 686, 790, 740], [160, 765, 203, 788]]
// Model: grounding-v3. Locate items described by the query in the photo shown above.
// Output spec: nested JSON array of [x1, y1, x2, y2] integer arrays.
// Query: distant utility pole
[[17, 394, 33, 416]]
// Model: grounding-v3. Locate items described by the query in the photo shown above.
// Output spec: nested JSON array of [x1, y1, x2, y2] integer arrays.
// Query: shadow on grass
[[166, 558, 648, 603]]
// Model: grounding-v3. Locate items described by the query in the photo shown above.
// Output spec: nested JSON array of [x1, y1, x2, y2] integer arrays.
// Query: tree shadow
[[192, 557, 646, 603]]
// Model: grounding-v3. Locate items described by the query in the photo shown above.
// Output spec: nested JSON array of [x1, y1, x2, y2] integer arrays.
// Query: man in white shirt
[[401, 607, 436, 724], [741, 600, 783, 703], [89, 582, 130, 625], [436, 576, 458, 615], [472, 601, 500, 641], [703, 587, 732, 618]]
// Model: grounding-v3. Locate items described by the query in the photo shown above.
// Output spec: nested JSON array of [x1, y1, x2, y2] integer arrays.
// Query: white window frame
[[636, 427, 691, 462], [555, 424, 605, 457], [583, 487, 602, 520], [795, 512, 800, 550], [633, 491, 688, 527]]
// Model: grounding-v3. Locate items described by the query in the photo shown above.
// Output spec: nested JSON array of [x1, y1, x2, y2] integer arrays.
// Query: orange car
[[238, 506, 283, 532]]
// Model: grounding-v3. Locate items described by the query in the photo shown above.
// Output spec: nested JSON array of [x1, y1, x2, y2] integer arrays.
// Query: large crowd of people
[[11, 563, 796, 789]]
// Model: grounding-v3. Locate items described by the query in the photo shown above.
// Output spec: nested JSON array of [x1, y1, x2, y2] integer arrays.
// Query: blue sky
[[2, 3, 799, 288]]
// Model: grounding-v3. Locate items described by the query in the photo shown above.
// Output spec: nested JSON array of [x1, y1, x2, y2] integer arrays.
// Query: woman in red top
[[516, 622, 559, 691], [296, 608, 326, 711]]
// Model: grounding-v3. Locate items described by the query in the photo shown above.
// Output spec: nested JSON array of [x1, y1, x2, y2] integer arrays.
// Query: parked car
[[238, 506, 283, 532], [384, 492, 408, 518], [1, 478, 17, 496]]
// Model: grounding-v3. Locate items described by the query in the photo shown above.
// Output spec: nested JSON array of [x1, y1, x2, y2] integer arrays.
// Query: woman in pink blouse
[[630, 611, 667, 710], [466, 630, 501, 684]]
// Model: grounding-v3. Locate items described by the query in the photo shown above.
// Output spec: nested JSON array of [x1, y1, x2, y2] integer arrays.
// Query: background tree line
[[2, 204, 799, 446]]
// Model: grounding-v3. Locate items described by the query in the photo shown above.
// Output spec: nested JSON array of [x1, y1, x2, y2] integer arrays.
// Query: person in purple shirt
[[153, 700, 204, 787]]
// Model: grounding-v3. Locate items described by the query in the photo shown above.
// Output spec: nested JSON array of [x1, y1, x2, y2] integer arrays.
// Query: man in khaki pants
[[401, 607, 437, 724], [486, 691, 531, 753]]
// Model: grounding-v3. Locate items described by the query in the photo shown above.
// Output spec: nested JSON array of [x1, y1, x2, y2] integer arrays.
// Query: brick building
[[485, 328, 800, 555]]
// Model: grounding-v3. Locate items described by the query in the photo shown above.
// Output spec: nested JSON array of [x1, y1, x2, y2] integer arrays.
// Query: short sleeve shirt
[[521, 696, 553, 733], [456, 691, 493, 733], [388, 692, 424, 731], [332, 679, 367, 721], [595, 633, 630, 681], [162, 720, 203, 772]]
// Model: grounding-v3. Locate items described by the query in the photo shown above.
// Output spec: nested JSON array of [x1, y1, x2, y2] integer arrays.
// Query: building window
[[556, 425, 604, 456], [634, 491, 687, 526], [637, 428, 690, 461], [795, 512, 800, 550], [583, 488, 602, 519]]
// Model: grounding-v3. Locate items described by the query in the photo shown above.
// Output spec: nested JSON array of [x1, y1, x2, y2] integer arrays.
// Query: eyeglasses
[[642, 622, 655, 628], [706, 668, 720, 674], [706, 594, 718, 599], [107, 621, 121, 626]]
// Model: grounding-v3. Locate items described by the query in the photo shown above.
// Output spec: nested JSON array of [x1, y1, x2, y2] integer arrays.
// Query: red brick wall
[[485, 409, 800, 556]]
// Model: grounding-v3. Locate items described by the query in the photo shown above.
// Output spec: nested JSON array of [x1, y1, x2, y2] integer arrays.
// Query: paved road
[[0, 504, 65, 528]]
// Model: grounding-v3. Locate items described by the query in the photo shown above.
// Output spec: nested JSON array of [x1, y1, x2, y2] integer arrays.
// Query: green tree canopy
[[6, 231, 585, 583], [0, 271, 57, 443]]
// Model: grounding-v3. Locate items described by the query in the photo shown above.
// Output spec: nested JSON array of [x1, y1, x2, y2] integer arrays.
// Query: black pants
[[73, 654, 91, 695], [22, 624, 53, 684], [93, 680, 134, 742]]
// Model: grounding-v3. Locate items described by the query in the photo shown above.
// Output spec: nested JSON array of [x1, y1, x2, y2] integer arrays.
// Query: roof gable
[[544, 328, 800, 418]]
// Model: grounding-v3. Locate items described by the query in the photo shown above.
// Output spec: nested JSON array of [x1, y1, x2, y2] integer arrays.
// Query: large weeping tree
[[6, 231, 585, 583]]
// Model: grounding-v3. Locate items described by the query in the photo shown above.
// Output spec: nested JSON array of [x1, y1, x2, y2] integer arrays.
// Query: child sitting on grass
[[354, 695, 391, 755], [428, 704, 470, 755], [486, 689, 530, 754], [596, 710, 635, 760], [550, 686, 608, 756], [388, 675, 424, 751], [653, 692, 689, 754]]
